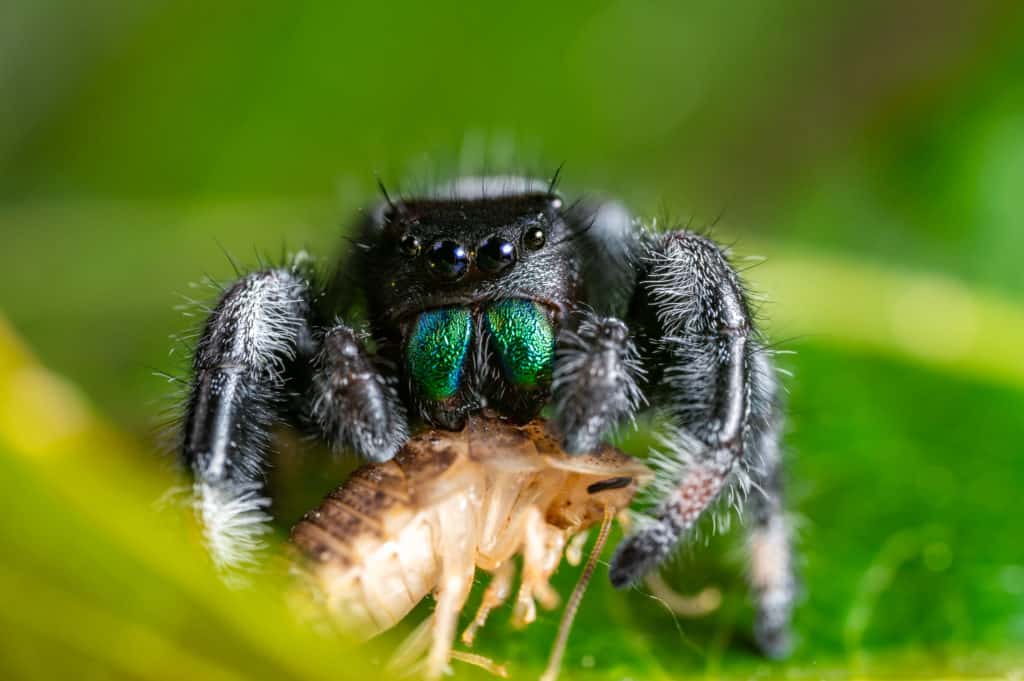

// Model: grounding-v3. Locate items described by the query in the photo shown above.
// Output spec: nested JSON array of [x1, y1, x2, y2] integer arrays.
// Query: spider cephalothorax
[[345, 181, 579, 429], [180, 173, 797, 659]]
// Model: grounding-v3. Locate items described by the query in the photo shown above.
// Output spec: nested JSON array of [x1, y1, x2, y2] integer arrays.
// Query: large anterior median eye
[[485, 299, 555, 388], [426, 240, 469, 281], [407, 307, 472, 400]]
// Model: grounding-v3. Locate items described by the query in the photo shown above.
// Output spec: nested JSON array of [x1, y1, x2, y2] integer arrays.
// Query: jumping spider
[[181, 175, 796, 658]]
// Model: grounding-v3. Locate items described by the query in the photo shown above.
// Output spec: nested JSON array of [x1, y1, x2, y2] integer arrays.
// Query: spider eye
[[426, 240, 469, 281], [399, 234, 421, 258], [477, 236, 517, 274], [523, 226, 546, 251]]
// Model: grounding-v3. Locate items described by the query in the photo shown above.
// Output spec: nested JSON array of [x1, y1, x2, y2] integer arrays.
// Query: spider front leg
[[305, 322, 408, 462], [183, 267, 312, 570], [551, 197, 647, 452], [606, 230, 795, 657], [551, 311, 646, 454], [183, 269, 406, 571]]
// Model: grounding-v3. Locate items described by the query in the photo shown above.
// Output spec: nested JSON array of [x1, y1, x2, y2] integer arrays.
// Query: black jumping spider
[[180, 175, 795, 657]]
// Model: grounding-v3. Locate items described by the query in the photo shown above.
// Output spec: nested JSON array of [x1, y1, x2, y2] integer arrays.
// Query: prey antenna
[[540, 506, 614, 681]]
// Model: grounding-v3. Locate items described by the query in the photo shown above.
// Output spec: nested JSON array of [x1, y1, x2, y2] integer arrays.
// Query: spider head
[[358, 177, 581, 333]]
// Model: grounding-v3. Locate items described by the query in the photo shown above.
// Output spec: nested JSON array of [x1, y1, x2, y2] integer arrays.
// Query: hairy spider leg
[[553, 202, 797, 657], [182, 263, 406, 570]]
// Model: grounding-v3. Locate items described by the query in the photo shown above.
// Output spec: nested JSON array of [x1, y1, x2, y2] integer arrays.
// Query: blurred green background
[[1, 1, 1022, 679]]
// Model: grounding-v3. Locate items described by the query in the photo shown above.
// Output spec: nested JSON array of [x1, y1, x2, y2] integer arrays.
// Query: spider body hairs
[[179, 173, 797, 670]]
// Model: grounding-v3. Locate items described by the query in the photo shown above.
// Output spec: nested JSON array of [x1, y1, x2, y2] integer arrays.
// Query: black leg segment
[[306, 323, 408, 461], [607, 231, 784, 601], [552, 311, 645, 454], [743, 382, 796, 658], [182, 268, 311, 569]]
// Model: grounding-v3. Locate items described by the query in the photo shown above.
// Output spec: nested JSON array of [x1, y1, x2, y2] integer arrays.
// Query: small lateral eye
[[399, 233, 421, 257], [523, 226, 546, 250]]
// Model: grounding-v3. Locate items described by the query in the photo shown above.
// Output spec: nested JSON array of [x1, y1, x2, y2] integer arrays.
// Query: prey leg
[[512, 507, 565, 628], [462, 560, 516, 646], [426, 491, 480, 681], [427, 570, 475, 680], [389, 617, 433, 674], [643, 573, 722, 617], [396, 611, 509, 679], [448, 652, 509, 678]]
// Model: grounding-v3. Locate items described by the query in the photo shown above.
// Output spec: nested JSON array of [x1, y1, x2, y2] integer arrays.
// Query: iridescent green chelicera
[[485, 299, 555, 389], [407, 307, 473, 400]]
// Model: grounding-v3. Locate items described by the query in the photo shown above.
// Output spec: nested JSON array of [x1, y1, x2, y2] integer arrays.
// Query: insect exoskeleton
[[289, 413, 652, 679]]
